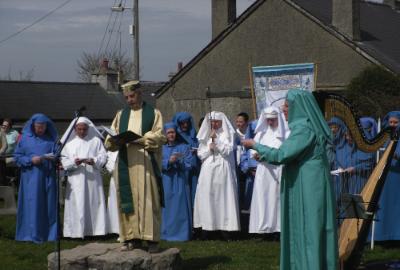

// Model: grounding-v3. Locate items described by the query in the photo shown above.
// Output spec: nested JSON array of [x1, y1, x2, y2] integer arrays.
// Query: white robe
[[105, 151, 120, 234], [61, 135, 108, 238], [235, 129, 246, 165], [249, 127, 283, 233], [193, 133, 240, 231]]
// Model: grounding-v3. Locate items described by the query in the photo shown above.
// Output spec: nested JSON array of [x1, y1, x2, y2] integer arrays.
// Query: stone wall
[[156, 0, 375, 124]]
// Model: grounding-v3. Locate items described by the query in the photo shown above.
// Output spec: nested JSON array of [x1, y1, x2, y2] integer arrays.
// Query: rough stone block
[[47, 243, 181, 270]]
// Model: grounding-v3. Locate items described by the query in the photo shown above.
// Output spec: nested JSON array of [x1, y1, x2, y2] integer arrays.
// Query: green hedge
[[346, 66, 400, 118]]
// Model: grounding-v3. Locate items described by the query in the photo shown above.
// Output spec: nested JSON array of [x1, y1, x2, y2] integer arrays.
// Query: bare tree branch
[[76, 51, 135, 82]]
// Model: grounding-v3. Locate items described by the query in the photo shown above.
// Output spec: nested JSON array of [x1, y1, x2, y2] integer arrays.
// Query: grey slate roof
[[0, 80, 163, 131], [156, 0, 400, 97], [0, 80, 123, 121], [293, 0, 400, 73]]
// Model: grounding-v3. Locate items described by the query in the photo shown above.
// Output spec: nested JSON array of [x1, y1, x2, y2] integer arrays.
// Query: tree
[[0, 67, 35, 81], [346, 66, 400, 119], [76, 51, 135, 82]]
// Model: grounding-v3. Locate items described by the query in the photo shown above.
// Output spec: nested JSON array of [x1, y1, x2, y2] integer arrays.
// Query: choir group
[[11, 84, 400, 269]]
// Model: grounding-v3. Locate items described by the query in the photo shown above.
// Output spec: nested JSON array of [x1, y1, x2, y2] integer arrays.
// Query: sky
[[0, 0, 256, 82]]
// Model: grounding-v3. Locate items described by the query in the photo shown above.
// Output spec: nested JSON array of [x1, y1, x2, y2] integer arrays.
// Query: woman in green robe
[[242, 89, 338, 270]]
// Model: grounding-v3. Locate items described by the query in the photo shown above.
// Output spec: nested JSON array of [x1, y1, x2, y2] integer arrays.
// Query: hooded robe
[[14, 113, 58, 243], [252, 90, 338, 270]]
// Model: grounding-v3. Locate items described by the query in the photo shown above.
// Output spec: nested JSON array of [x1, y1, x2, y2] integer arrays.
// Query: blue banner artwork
[[252, 63, 315, 116]]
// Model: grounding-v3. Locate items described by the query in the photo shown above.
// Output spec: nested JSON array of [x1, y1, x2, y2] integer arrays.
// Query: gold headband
[[121, 80, 141, 92]]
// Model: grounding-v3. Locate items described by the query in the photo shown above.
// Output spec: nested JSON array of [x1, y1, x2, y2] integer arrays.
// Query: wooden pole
[[248, 63, 257, 120], [313, 62, 318, 91]]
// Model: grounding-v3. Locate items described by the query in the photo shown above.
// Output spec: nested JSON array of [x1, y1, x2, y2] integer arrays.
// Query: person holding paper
[[14, 113, 58, 243], [194, 111, 240, 240], [248, 107, 287, 238], [60, 117, 108, 238], [105, 80, 166, 252], [161, 122, 193, 241], [335, 128, 375, 195]]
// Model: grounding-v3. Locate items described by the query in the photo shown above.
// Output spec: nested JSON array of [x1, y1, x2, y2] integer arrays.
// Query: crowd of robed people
[[9, 82, 400, 270]]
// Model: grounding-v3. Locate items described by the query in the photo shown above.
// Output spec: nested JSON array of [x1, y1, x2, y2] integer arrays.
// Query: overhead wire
[[111, 0, 126, 57], [97, 0, 118, 58], [103, 6, 122, 55]]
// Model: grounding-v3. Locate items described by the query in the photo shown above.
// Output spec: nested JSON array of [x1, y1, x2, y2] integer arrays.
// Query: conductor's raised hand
[[241, 139, 255, 149]]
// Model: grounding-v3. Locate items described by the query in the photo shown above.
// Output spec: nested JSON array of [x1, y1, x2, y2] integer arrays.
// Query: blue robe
[[239, 120, 258, 211], [239, 150, 257, 211], [328, 117, 346, 204], [335, 142, 375, 195], [373, 111, 400, 241], [161, 142, 193, 241], [172, 112, 200, 207], [14, 114, 58, 243]]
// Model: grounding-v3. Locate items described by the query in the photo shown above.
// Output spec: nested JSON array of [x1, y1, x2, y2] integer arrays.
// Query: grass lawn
[[1, 214, 400, 270]]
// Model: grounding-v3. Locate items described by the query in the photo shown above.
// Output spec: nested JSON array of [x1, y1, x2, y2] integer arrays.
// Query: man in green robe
[[105, 80, 166, 252], [243, 89, 338, 270]]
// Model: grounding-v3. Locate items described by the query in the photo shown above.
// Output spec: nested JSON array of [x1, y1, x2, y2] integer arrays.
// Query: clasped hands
[[31, 156, 42, 165], [209, 129, 217, 152], [169, 152, 183, 164], [75, 158, 94, 166]]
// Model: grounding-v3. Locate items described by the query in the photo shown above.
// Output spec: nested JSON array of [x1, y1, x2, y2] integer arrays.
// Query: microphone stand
[[206, 87, 215, 162], [54, 107, 85, 270]]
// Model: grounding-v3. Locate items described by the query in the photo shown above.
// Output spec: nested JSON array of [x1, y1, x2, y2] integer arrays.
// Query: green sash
[[118, 102, 164, 214]]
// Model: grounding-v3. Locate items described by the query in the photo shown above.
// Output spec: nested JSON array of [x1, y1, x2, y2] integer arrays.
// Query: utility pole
[[133, 0, 139, 80], [111, 0, 139, 80]]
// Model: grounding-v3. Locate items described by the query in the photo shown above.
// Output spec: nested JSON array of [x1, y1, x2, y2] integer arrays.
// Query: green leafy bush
[[346, 66, 400, 118]]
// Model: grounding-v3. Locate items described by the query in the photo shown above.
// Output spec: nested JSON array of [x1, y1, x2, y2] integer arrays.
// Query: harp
[[313, 91, 398, 270]]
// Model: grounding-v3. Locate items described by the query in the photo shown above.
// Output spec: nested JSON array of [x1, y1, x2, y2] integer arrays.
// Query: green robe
[[253, 90, 338, 270]]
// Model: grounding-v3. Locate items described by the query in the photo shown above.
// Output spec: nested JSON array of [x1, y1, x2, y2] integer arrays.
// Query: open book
[[101, 125, 142, 145]]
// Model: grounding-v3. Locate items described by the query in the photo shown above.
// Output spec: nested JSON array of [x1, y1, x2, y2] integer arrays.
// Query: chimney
[[177, 62, 183, 71], [384, 0, 400, 10], [212, 0, 236, 39], [99, 58, 109, 74], [332, 0, 361, 41], [91, 58, 119, 92]]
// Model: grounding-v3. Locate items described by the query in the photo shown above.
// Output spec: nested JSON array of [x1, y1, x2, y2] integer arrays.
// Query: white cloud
[[0, 0, 257, 81]]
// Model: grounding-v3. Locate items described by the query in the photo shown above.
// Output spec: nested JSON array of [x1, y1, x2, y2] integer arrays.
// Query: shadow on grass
[[364, 260, 400, 270], [183, 255, 232, 269], [0, 215, 16, 239]]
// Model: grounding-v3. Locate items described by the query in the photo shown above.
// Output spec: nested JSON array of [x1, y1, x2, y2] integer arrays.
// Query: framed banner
[[251, 63, 315, 117]]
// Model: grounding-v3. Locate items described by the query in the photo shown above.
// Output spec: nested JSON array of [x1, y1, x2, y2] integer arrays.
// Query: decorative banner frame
[[250, 63, 315, 117]]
